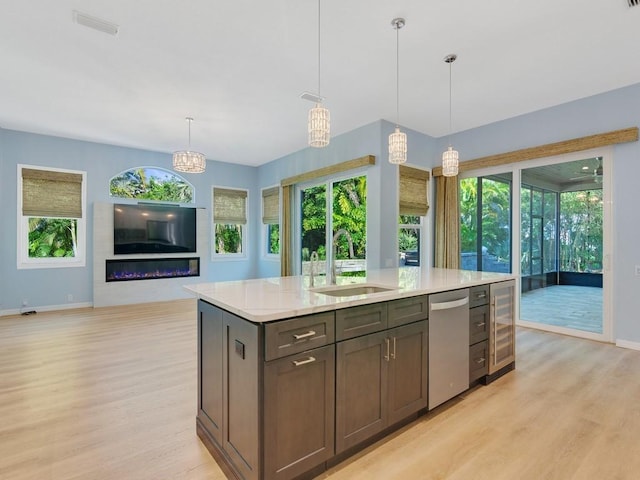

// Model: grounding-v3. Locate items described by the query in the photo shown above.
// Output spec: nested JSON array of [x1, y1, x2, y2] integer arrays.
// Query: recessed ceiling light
[[72, 10, 119, 36]]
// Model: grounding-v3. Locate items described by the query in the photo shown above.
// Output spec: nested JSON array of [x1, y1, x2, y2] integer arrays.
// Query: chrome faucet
[[309, 251, 319, 287], [330, 229, 354, 285]]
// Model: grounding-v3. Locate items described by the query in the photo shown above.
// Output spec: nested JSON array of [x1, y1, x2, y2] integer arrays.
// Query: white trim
[[615, 339, 640, 351], [17, 164, 87, 269], [1, 301, 93, 317]]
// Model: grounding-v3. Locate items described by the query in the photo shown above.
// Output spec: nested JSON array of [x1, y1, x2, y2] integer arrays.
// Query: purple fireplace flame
[[106, 257, 200, 282]]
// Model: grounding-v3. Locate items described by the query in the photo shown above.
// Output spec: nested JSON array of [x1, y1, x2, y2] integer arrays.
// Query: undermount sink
[[311, 284, 397, 297]]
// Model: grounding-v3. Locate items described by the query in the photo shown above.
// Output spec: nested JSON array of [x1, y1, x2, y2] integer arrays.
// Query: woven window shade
[[399, 165, 429, 216], [262, 186, 280, 224], [22, 168, 83, 218], [214, 188, 247, 224]]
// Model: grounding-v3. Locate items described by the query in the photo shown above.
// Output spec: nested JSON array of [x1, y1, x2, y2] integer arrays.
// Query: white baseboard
[[615, 339, 640, 351], [1, 302, 93, 317]]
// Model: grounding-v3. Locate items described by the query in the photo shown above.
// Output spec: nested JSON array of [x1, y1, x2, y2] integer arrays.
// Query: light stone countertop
[[184, 267, 516, 323]]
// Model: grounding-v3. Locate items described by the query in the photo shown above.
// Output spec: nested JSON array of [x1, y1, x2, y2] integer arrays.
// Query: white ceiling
[[1, 1, 639, 167]]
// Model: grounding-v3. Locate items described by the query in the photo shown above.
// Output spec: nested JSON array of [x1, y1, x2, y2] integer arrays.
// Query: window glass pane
[[28, 218, 78, 258], [109, 167, 194, 203], [521, 187, 531, 276], [214, 224, 243, 254], [560, 190, 603, 272], [481, 178, 511, 273], [301, 184, 327, 274], [399, 227, 420, 266], [531, 217, 542, 274], [332, 176, 366, 277], [543, 192, 557, 273], [460, 178, 478, 271], [267, 224, 280, 255], [399, 215, 420, 225]]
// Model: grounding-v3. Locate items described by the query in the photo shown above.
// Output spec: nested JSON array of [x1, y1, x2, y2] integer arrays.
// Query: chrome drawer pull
[[292, 356, 316, 367], [475, 322, 486, 327], [293, 330, 316, 340], [475, 292, 487, 299], [475, 357, 485, 364]]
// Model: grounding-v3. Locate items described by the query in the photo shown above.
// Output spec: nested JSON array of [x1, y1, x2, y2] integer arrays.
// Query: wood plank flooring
[[1, 301, 639, 480]]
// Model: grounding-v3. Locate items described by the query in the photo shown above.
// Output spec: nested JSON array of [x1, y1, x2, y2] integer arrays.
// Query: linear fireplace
[[106, 257, 200, 282]]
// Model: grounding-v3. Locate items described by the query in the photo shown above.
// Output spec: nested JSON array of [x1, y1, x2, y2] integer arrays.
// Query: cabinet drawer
[[469, 340, 488, 382], [387, 295, 428, 328], [336, 303, 388, 341], [265, 312, 335, 361], [469, 304, 489, 345], [469, 285, 490, 308]]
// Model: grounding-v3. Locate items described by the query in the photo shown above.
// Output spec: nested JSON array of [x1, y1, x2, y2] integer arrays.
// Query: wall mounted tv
[[113, 203, 197, 255]]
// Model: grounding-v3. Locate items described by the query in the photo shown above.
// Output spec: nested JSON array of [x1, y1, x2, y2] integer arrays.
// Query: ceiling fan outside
[[568, 157, 603, 183]]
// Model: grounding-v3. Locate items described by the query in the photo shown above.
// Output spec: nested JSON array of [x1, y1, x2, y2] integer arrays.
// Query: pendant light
[[173, 117, 206, 173], [442, 54, 459, 177], [308, 0, 330, 148], [388, 17, 407, 165]]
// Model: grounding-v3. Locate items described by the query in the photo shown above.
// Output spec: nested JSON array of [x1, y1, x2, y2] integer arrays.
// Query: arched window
[[109, 167, 195, 203]]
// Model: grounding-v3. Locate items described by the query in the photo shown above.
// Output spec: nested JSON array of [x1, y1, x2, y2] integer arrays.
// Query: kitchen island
[[185, 267, 516, 480]]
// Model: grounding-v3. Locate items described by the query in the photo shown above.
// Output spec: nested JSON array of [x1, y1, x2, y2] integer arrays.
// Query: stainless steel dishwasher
[[428, 288, 470, 409]]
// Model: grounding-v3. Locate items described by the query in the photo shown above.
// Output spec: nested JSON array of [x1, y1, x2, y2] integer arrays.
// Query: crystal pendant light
[[388, 17, 407, 165], [173, 117, 206, 173], [308, 0, 330, 147], [442, 54, 459, 177]]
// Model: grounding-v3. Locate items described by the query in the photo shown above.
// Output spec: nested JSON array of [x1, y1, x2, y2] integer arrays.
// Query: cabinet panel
[[387, 321, 428, 425], [469, 284, 490, 308], [264, 311, 335, 361], [336, 331, 388, 453], [469, 304, 489, 345], [469, 340, 488, 383], [264, 345, 335, 480], [336, 303, 388, 341], [387, 295, 428, 328], [198, 301, 223, 445], [223, 311, 260, 480]]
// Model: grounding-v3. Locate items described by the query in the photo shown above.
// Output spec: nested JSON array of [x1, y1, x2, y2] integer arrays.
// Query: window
[[262, 186, 280, 257], [109, 167, 194, 203], [398, 165, 429, 267], [213, 187, 248, 258], [299, 174, 366, 278], [17, 165, 86, 269]]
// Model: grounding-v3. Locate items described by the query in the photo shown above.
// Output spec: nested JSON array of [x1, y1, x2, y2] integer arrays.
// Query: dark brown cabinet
[[198, 300, 223, 445], [336, 316, 428, 453], [468, 285, 489, 383], [264, 344, 335, 480]]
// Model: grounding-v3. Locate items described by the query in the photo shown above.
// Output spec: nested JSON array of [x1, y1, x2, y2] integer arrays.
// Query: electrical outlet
[[635, 265, 640, 276], [22, 298, 28, 307], [67, 294, 73, 302]]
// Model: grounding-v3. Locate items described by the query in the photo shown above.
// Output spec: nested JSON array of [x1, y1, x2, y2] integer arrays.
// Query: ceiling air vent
[[72, 10, 119, 36], [629, 0, 639, 7]]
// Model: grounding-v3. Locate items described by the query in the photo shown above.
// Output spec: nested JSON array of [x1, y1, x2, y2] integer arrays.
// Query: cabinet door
[[264, 345, 335, 480], [489, 280, 516, 374], [387, 320, 428, 425], [198, 300, 223, 445], [223, 311, 260, 480], [336, 331, 388, 453]]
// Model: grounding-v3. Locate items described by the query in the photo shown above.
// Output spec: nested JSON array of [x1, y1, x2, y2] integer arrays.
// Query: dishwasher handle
[[430, 296, 469, 311]]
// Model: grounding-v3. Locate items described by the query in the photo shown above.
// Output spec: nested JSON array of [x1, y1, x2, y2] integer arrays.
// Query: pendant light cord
[[396, 23, 400, 126], [317, 0, 321, 98], [448, 60, 452, 148]]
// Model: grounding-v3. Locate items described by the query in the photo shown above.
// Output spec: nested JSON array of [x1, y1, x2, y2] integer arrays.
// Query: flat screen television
[[113, 203, 197, 254]]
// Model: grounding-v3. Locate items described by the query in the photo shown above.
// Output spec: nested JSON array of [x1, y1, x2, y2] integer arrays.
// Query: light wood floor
[[1, 301, 639, 480]]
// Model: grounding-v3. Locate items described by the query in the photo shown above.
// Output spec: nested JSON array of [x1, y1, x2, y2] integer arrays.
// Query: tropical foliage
[[268, 224, 280, 254], [28, 218, 77, 258], [559, 190, 603, 272], [109, 168, 194, 203], [215, 224, 242, 254]]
